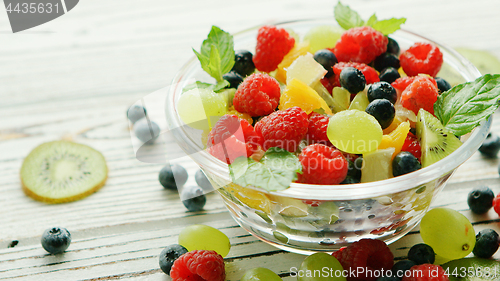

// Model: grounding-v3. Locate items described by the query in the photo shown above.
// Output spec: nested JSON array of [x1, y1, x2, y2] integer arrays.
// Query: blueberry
[[374, 53, 400, 72], [473, 229, 500, 258], [159, 164, 188, 190], [41, 227, 71, 254], [434, 77, 451, 94], [346, 157, 363, 180], [392, 151, 421, 177], [339, 67, 366, 94], [159, 244, 188, 275], [408, 243, 435, 265], [195, 169, 213, 191], [392, 260, 416, 280], [127, 105, 147, 123], [134, 118, 160, 144], [367, 82, 397, 104], [387, 37, 400, 55], [377, 277, 399, 281], [231, 50, 255, 77], [313, 49, 337, 77], [340, 176, 360, 184], [379, 67, 400, 84], [467, 186, 494, 214], [222, 71, 244, 89], [479, 133, 500, 158], [181, 185, 206, 212], [365, 99, 395, 129]]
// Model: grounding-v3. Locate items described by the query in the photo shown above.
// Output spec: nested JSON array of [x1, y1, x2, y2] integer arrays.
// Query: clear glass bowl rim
[[166, 18, 490, 200]]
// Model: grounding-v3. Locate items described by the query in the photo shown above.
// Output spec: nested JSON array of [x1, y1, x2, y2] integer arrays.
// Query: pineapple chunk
[[285, 53, 327, 87], [280, 78, 333, 115]]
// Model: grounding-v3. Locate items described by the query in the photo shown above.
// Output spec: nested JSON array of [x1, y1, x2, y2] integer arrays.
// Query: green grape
[[297, 252, 346, 280], [349, 92, 370, 111], [177, 88, 227, 130], [178, 224, 231, 257], [327, 110, 382, 154], [241, 267, 282, 281], [420, 208, 476, 260], [303, 25, 343, 54]]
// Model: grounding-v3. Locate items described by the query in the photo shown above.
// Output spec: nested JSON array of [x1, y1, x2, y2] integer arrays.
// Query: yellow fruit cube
[[378, 121, 410, 158], [275, 41, 310, 83], [279, 78, 333, 115], [285, 53, 327, 87]]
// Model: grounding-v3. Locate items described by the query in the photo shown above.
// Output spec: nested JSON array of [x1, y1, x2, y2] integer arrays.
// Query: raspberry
[[392, 76, 437, 94], [332, 239, 394, 281], [298, 144, 348, 184], [306, 112, 331, 145], [400, 76, 439, 115], [334, 26, 388, 64], [207, 115, 263, 164], [253, 25, 295, 72], [401, 264, 449, 281], [493, 193, 500, 216], [320, 76, 335, 93], [333, 62, 380, 87], [400, 42, 443, 77], [233, 73, 281, 117], [254, 106, 308, 152], [170, 250, 225, 281], [401, 132, 422, 161]]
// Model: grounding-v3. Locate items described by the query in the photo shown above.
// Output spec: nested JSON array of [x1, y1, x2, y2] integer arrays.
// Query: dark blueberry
[[392, 151, 421, 177], [377, 276, 399, 281], [379, 67, 400, 84], [392, 260, 416, 279], [127, 105, 147, 123], [341, 176, 360, 184], [159, 164, 188, 190], [365, 99, 395, 129], [314, 49, 338, 77], [134, 118, 160, 144], [408, 243, 435, 265], [41, 227, 71, 254], [231, 50, 255, 77], [346, 157, 363, 180], [222, 71, 244, 89], [181, 185, 206, 212], [479, 133, 500, 158], [387, 37, 400, 55], [473, 229, 500, 258], [159, 244, 188, 275], [367, 82, 397, 104], [374, 53, 400, 72], [195, 169, 214, 191], [434, 77, 451, 94], [339, 67, 366, 94], [467, 186, 494, 214]]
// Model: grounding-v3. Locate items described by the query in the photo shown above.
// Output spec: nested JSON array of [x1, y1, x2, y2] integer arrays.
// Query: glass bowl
[[166, 18, 490, 254]]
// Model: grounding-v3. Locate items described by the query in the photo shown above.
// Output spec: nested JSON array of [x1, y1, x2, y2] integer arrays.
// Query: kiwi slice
[[21, 141, 108, 203], [442, 257, 500, 281], [416, 109, 462, 167]]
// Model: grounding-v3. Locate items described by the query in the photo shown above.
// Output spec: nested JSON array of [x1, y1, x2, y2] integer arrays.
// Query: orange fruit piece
[[279, 78, 333, 115], [275, 41, 310, 83], [378, 121, 410, 158]]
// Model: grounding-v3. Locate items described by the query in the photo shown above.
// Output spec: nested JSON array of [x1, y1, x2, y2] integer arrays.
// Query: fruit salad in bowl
[[166, 3, 500, 253]]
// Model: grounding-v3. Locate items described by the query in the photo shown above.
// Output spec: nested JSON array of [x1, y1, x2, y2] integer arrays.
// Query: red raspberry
[[332, 239, 394, 281], [320, 76, 334, 93], [207, 115, 263, 164], [333, 62, 380, 87], [401, 264, 449, 281], [298, 144, 348, 185], [334, 26, 388, 64], [233, 73, 281, 117], [254, 106, 308, 152], [493, 194, 500, 216], [401, 132, 422, 161], [400, 42, 443, 77], [306, 113, 331, 145], [400, 75, 439, 115], [253, 25, 295, 72], [392, 76, 417, 93], [170, 250, 225, 281]]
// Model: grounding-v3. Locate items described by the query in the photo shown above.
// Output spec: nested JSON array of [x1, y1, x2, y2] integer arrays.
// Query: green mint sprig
[[182, 80, 229, 93], [193, 26, 235, 82], [435, 74, 500, 136], [229, 147, 302, 192], [334, 2, 406, 35]]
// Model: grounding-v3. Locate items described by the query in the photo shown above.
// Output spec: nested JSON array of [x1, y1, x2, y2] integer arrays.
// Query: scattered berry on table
[[313, 49, 337, 77], [400, 132, 422, 161], [254, 106, 308, 152], [365, 99, 396, 129], [434, 77, 451, 93], [178, 224, 231, 257], [334, 26, 388, 64], [374, 53, 400, 72], [407, 243, 435, 265], [159, 244, 188, 275], [400, 75, 439, 115], [41, 227, 71, 254], [126, 105, 147, 124], [333, 62, 379, 88], [134, 118, 160, 144], [170, 250, 225, 281], [233, 73, 281, 117], [387, 37, 400, 55], [253, 25, 295, 72], [240, 267, 282, 281], [392, 151, 421, 177], [400, 42, 443, 77], [472, 229, 500, 258], [298, 143, 348, 184], [401, 264, 449, 281], [222, 71, 244, 89], [467, 186, 494, 214], [392, 260, 417, 280], [367, 82, 398, 104], [231, 50, 255, 77], [195, 169, 213, 191], [180, 186, 206, 212], [306, 112, 331, 145], [379, 67, 401, 84], [494, 193, 500, 216], [340, 67, 366, 94], [478, 133, 500, 158], [159, 164, 188, 190]]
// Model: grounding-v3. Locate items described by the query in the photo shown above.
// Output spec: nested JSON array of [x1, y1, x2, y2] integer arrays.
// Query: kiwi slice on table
[[416, 109, 463, 167], [20, 141, 108, 203]]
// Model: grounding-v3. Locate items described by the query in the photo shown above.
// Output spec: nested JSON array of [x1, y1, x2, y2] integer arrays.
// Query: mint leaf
[[260, 147, 302, 176], [334, 2, 364, 30], [365, 14, 378, 27], [370, 18, 407, 35], [193, 26, 235, 82], [434, 74, 500, 136], [182, 80, 229, 93]]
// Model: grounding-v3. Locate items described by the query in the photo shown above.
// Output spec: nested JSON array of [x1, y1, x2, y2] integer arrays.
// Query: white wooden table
[[1, 0, 500, 280]]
